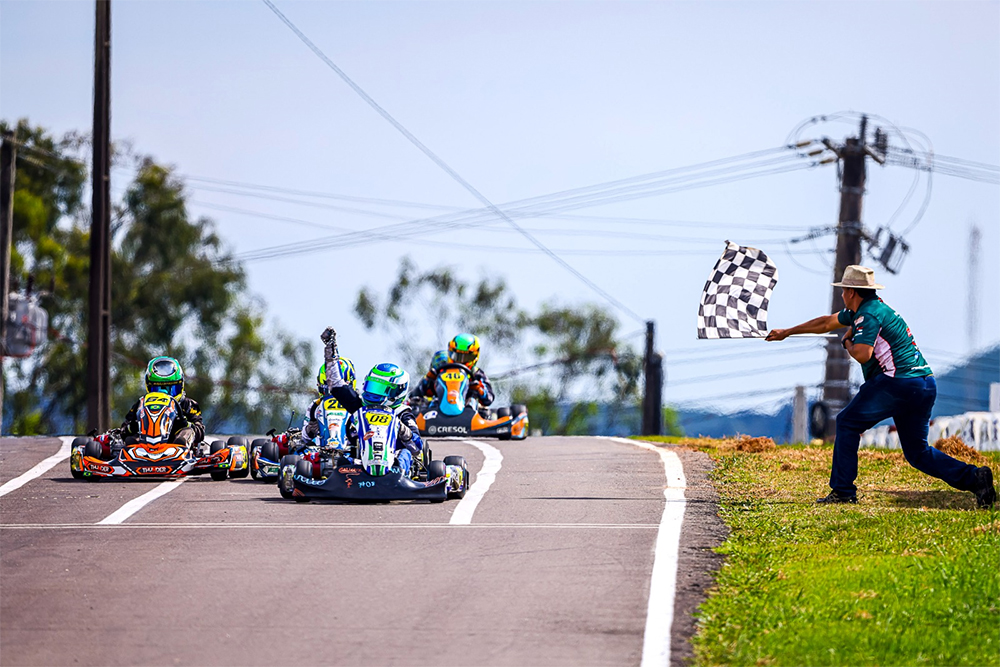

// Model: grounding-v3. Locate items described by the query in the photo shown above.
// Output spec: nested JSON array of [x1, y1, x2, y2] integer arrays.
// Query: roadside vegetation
[[638, 434, 1000, 667]]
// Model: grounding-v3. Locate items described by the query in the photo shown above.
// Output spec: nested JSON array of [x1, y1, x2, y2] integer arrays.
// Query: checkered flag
[[697, 241, 778, 339]]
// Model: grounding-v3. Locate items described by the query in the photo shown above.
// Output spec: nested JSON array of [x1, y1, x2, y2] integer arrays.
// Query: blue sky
[[2, 1, 998, 412]]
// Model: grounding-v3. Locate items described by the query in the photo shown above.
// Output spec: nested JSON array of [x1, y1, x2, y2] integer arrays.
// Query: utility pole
[[967, 224, 981, 353], [88, 0, 112, 433], [641, 320, 663, 436], [819, 115, 875, 439], [792, 385, 807, 444], [0, 130, 16, 433]]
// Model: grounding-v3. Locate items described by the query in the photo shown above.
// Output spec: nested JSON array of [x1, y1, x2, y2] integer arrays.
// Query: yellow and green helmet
[[317, 357, 357, 394], [448, 333, 481, 368], [145, 356, 184, 398]]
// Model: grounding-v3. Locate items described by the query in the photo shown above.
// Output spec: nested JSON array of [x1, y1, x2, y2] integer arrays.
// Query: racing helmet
[[429, 350, 449, 373], [317, 357, 356, 394], [361, 363, 409, 408], [145, 356, 184, 398], [448, 333, 480, 368]]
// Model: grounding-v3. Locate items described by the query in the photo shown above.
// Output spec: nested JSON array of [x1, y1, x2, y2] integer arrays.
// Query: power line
[[262, 0, 647, 324], [231, 157, 814, 263]]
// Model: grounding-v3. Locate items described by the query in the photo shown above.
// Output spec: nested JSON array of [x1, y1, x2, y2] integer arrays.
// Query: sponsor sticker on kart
[[85, 461, 114, 474], [428, 425, 468, 435], [137, 466, 173, 474], [338, 467, 363, 475]]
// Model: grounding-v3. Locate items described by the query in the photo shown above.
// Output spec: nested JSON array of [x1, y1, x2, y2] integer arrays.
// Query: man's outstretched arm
[[766, 313, 844, 341]]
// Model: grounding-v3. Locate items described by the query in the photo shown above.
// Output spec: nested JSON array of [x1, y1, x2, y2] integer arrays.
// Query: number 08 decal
[[367, 413, 392, 426]]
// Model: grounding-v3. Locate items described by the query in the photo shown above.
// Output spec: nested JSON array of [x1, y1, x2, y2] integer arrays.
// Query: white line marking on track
[[449, 439, 503, 525], [606, 436, 686, 667], [97, 478, 188, 524], [0, 522, 658, 530], [0, 436, 75, 498]]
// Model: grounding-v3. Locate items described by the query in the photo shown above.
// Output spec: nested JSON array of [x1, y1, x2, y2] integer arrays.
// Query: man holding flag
[[766, 265, 996, 508]]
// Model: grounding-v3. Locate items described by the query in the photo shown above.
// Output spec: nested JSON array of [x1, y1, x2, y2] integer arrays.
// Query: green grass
[[636, 436, 1000, 667]]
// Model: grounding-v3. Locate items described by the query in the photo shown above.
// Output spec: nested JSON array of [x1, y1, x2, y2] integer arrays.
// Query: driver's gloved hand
[[173, 427, 196, 447], [304, 421, 320, 439], [123, 421, 139, 436], [471, 381, 486, 398]]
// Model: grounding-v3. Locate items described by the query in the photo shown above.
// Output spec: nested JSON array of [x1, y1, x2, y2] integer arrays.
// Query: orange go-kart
[[69, 392, 249, 481], [413, 363, 528, 440]]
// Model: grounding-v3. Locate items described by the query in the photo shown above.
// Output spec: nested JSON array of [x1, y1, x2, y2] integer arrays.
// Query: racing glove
[[173, 427, 196, 447], [304, 420, 320, 439]]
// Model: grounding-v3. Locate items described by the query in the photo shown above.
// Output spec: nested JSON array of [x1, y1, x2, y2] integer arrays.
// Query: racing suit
[[121, 396, 205, 447], [322, 342, 424, 475], [299, 395, 354, 453]]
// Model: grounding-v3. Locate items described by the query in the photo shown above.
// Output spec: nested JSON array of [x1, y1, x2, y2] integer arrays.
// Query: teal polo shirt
[[837, 297, 932, 381]]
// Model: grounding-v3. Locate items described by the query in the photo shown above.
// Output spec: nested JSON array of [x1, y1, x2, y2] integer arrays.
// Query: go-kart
[[413, 363, 528, 440], [249, 396, 352, 481], [277, 405, 469, 503], [69, 392, 249, 480]]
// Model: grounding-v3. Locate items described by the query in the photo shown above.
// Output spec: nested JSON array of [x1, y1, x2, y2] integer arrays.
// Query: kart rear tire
[[443, 455, 469, 500], [84, 439, 104, 460], [227, 437, 250, 478], [496, 407, 511, 418], [210, 441, 228, 480], [278, 454, 302, 500], [512, 404, 528, 417]]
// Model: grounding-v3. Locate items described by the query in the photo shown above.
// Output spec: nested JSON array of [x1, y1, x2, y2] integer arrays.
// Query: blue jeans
[[831, 374, 979, 496]]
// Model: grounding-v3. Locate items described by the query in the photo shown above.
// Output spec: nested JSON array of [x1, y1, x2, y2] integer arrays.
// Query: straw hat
[[831, 265, 885, 290]]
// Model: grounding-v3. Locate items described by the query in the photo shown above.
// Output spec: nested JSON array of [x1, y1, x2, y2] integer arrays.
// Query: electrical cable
[[262, 0, 647, 323], [232, 159, 814, 263]]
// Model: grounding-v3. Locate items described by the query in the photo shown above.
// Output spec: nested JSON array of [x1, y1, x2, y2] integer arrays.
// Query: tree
[[354, 256, 529, 372], [1, 119, 312, 434], [353, 256, 644, 435]]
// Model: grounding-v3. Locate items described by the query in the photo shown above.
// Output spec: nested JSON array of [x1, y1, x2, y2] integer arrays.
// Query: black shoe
[[973, 467, 997, 509], [816, 491, 857, 504]]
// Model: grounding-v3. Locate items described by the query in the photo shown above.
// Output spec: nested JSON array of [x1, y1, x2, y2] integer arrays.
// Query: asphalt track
[[0, 435, 723, 667]]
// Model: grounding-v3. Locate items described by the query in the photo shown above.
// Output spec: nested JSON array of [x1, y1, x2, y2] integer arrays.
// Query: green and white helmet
[[145, 356, 184, 398], [360, 363, 409, 408]]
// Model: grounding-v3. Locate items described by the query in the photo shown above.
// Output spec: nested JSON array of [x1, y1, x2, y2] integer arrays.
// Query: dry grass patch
[[676, 434, 776, 453], [934, 435, 989, 465]]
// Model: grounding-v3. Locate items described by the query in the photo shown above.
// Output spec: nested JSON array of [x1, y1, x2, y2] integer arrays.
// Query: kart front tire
[[278, 454, 301, 500], [295, 459, 313, 479], [427, 459, 448, 503], [262, 442, 281, 467], [84, 439, 104, 460], [249, 438, 269, 480], [443, 455, 469, 500], [210, 441, 229, 481], [227, 437, 251, 478], [70, 438, 90, 479]]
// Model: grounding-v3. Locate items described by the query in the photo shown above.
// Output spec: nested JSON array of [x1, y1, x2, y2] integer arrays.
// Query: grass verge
[[636, 435, 1000, 667]]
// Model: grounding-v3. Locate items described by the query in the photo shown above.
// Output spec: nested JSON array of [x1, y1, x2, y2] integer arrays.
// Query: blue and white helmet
[[361, 363, 410, 408]]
